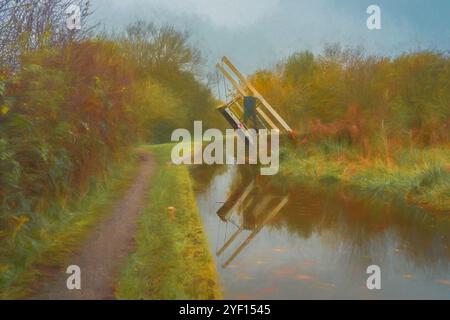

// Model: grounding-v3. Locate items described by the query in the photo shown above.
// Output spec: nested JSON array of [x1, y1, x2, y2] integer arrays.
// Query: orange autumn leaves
[[0, 25, 218, 233], [250, 47, 450, 151]]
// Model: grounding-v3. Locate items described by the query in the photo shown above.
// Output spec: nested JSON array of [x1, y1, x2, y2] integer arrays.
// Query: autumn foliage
[[250, 46, 450, 153], [0, 24, 219, 230]]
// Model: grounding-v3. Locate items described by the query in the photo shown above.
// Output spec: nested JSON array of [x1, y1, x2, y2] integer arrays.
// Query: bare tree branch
[[0, 0, 94, 69]]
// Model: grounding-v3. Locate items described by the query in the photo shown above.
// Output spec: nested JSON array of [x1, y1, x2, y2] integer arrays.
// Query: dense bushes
[[251, 46, 450, 152], [1, 41, 133, 226], [252, 45, 450, 211], [0, 23, 221, 234]]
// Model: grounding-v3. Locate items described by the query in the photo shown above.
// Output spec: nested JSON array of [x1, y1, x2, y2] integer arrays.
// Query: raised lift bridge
[[216, 57, 294, 138], [213, 58, 292, 268]]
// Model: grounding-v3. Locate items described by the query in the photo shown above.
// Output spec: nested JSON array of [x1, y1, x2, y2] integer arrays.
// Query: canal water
[[191, 165, 450, 300]]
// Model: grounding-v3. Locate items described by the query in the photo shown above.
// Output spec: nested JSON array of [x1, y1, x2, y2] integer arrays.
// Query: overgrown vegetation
[[0, 154, 139, 299], [115, 144, 222, 300], [0, 14, 220, 237], [250, 45, 450, 211], [0, 1, 222, 297], [275, 144, 450, 212], [252, 46, 450, 147], [1, 0, 449, 299]]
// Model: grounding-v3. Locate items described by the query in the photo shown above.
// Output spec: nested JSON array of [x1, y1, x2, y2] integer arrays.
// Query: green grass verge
[[276, 144, 450, 212], [115, 144, 222, 300], [0, 153, 140, 299]]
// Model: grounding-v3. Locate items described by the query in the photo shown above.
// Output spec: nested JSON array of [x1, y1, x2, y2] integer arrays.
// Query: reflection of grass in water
[[189, 164, 228, 194], [0, 154, 139, 299], [266, 177, 450, 269], [115, 144, 222, 300]]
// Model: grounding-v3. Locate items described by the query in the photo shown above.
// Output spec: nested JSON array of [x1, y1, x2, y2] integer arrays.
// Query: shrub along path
[[34, 153, 155, 300]]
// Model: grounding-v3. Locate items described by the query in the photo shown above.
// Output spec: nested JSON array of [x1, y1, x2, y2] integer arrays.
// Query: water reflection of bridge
[[192, 164, 450, 298], [216, 175, 289, 268]]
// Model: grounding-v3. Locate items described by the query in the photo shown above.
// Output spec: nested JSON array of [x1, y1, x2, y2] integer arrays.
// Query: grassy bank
[[0, 153, 140, 299], [115, 144, 222, 300], [276, 143, 450, 213]]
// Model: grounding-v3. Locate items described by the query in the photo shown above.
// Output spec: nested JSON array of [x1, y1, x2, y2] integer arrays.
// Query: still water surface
[[192, 165, 450, 299]]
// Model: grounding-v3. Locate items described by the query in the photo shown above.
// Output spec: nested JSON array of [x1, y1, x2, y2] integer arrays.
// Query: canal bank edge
[[115, 144, 223, 300], [274, 145, 450, 214]]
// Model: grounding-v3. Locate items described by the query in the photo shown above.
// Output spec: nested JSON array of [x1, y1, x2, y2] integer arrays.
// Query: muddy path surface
[[34, 153, 155, 300]]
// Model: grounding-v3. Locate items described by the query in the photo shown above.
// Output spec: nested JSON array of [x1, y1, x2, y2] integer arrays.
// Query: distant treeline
[[250, 45, 450, 154], [0, 1, 221, 227]]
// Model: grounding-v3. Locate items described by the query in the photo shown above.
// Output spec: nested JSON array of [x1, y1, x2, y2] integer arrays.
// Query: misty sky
[[90, 0, 450, 73]]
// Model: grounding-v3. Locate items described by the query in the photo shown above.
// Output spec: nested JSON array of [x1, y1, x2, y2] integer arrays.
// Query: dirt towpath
[[35, 153, 155, 300]]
